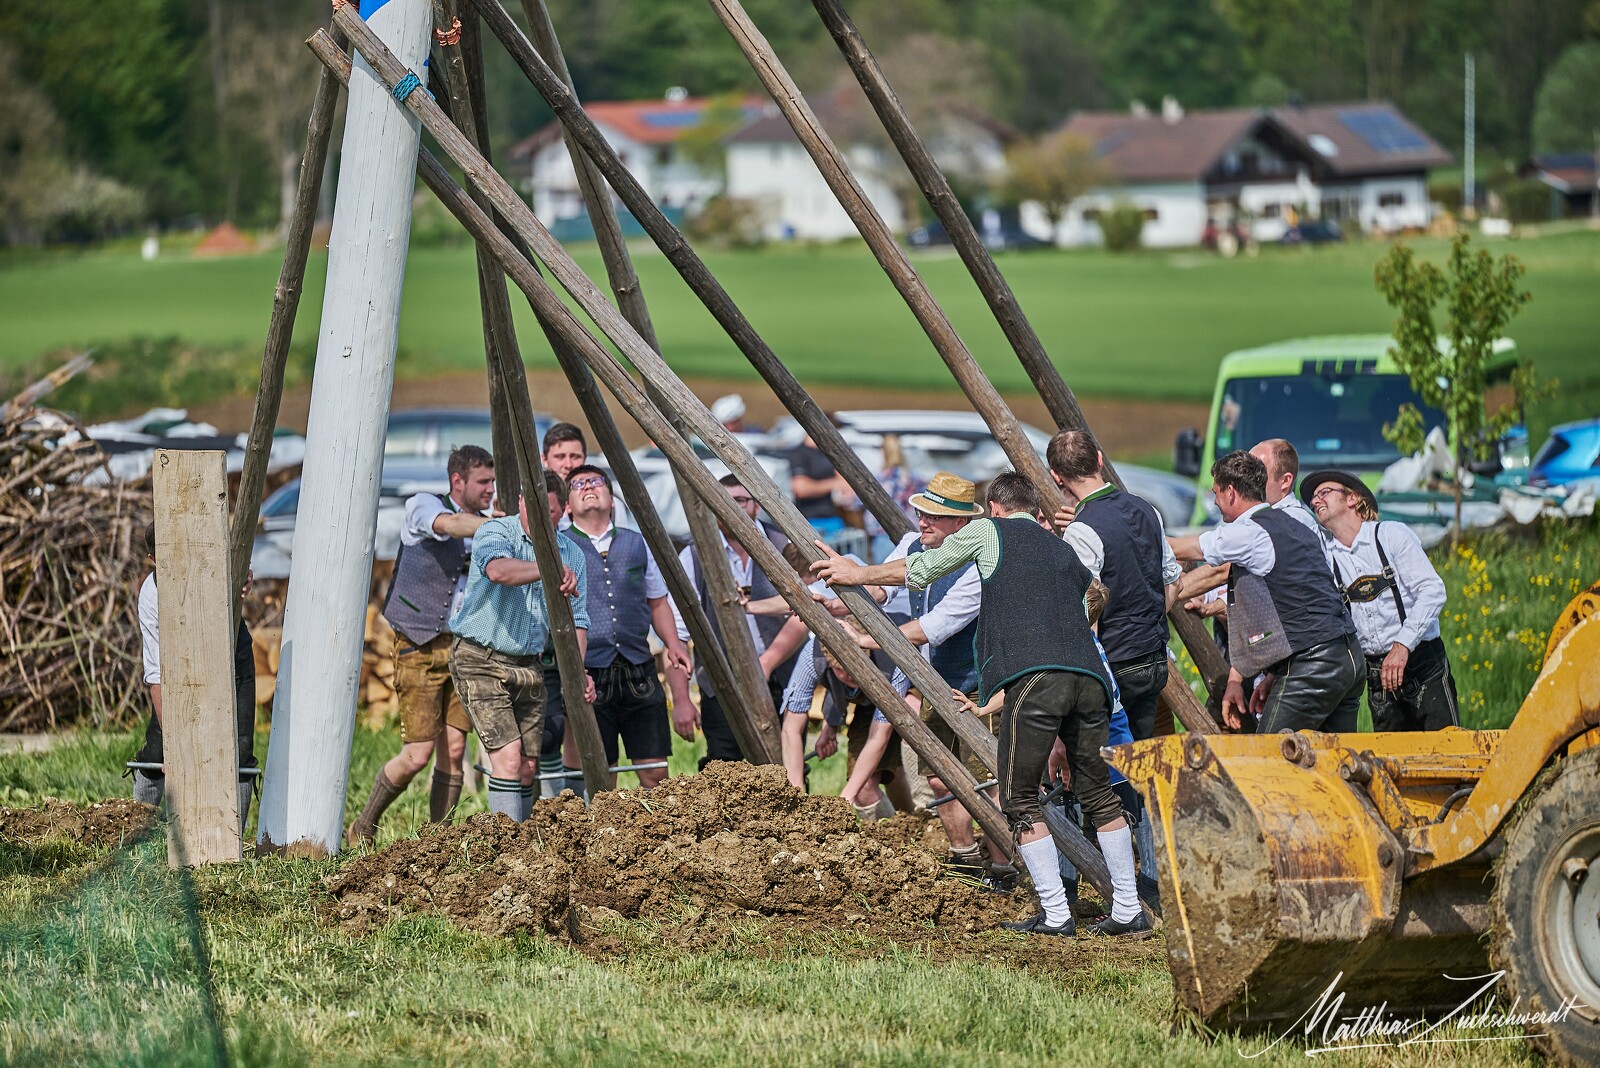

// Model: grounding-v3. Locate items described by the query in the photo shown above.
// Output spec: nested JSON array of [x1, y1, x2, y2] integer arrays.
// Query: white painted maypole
[[258, 0, 431, 854]]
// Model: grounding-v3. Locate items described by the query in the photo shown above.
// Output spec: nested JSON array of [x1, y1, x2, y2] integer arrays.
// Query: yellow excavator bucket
[[1108, 582, 1600, 1055]]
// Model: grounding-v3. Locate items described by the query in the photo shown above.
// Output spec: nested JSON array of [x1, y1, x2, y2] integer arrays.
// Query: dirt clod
[[0, 798, 157, 849]]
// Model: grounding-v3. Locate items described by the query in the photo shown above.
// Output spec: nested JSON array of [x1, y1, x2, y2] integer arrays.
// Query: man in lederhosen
[[1302, 470, 1457, 731]]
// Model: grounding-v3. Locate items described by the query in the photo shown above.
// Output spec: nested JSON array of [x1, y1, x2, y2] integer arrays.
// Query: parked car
[[798, 409, 1197, 530], [249, 407, 556, 577], [1281, 219, 1343, 244], [1529, 419, 1600, 489]]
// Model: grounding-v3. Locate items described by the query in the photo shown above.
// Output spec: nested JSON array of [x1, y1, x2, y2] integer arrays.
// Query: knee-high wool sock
[[1097, 824, 1142, 923], [519, 782, 536, 822], [487, 776, 522, 821], [1017, 836, 1073, 926], [538, 753, 565, 799], [430, 770, 463, 823], [349, 770, 404, 841]]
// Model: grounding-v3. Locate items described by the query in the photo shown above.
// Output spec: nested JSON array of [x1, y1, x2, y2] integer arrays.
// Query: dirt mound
[[327, 763, 1024, 943], [0, 798, 157, 849]]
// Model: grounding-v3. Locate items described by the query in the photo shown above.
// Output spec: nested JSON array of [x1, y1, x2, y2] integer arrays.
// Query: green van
[[1175, 335, 1521, 525]]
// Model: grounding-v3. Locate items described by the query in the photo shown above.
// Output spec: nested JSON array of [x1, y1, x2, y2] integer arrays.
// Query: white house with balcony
[[1037, 99, 1450, 248], [507, 88, 1013, 242]]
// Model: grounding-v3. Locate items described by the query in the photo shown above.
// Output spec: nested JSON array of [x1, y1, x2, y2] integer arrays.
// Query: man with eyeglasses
[[666, 474, 809, 769], [1169, 451, 1362, 734], [564, 465, 692, 788], [1303, 470, 1456, 732]]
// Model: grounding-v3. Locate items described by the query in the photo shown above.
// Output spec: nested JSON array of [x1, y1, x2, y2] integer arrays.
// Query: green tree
[[1532, 41, 1600, 153], [1100, 0, 1245, 108], [1374, 234, 1539, 544], [1001, 132, 1107, 230]]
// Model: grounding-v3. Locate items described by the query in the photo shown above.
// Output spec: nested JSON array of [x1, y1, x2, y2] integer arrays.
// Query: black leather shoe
[[980, 863, 1018, 894], [1087, 911, 1152, 936], [1000, 911, 1075, 937]]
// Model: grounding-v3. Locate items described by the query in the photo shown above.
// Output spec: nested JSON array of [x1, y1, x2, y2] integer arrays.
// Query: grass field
[[2, 229, 1595, 423], [0, 727, 1544, 1067]]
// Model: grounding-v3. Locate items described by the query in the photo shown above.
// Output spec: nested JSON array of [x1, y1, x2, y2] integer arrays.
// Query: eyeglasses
[[1310, 487, 1347, 503], [569, 476, 608, 491], [729, 495, 756, 506]]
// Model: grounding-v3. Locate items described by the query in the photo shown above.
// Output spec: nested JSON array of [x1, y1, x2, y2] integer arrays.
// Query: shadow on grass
[[0, 821, 301, 1067]]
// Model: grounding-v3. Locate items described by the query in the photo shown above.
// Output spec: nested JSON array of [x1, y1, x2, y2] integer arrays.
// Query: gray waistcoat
[[383, 494, 469, 647], [692, 524, 789, 697]]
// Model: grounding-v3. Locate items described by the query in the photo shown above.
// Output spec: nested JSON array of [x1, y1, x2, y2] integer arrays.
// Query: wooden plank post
[[516, 0, 782, 763], [259, 0, 431, 856], [153, 449, 240, 866], [228, 20, 346, 614], [806, 0, 1224, 730]]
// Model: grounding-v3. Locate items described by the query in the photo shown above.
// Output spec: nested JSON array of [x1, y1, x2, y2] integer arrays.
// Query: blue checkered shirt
[[449, 518, 588, 655]]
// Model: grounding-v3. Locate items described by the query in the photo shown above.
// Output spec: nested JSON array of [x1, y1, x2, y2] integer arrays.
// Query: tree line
[[2, 0, 1596, 245]]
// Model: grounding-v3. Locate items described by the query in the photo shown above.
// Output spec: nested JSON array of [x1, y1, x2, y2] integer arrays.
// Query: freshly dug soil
[[325, 763, 1163, 978], [0, 798, 157, 849]]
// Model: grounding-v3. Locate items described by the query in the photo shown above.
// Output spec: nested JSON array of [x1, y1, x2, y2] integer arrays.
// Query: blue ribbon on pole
[[391, 70, 422, 103]]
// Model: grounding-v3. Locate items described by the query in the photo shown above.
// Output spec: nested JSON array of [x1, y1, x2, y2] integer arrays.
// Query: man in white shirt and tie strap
[[1301, 469, 1458, 732]]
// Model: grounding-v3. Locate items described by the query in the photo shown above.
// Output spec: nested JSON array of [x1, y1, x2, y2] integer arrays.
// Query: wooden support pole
[[314, 22, 1019, 859], [430, 0, 612, 792], [228, 24, 345, 616], [153, 449, 240, 867], [259, 0, 431, 856], [702, 0, 1064, 520], [796, 0, 1229, 731], [467, 0, 910, 544], [517, 0, 780, 762]]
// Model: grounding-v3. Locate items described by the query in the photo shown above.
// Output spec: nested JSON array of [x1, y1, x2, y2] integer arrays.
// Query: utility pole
[[1463, 53, 1476, 220]]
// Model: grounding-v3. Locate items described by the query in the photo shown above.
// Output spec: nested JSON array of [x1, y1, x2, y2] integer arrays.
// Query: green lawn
[[3, 230, 1595, 413], [0, 729, 1542, 1067]]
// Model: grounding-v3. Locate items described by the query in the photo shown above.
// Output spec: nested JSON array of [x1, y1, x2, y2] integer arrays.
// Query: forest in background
[[2, 0, 1599, 244]]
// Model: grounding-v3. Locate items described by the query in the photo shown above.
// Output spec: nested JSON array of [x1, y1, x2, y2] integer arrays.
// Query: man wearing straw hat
[[812, 472, 1146, 937], [855, 472, 1010, 887], [1302, 469, 1457, 732]]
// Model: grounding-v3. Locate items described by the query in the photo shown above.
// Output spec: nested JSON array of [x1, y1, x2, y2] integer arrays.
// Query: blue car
[[1529, 420, 1600, 488]]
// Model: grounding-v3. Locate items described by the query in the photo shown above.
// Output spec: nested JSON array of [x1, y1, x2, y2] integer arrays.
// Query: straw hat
[[908, 472, 980, 517]]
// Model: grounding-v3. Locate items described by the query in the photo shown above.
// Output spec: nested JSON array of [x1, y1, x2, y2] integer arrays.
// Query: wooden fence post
[[153, 449, 240, 867]]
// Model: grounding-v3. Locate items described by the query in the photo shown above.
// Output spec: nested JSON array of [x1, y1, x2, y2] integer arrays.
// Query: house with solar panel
[[1041, 98, 1451, 248], [507, 91, 767, 240]]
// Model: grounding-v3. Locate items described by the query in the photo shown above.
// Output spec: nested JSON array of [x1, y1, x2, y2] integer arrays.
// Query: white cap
[[711, 394, 746, 423]]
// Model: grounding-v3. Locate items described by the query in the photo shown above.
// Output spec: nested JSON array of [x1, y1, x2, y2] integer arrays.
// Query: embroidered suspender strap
[[1372, 522, 1406, 624]]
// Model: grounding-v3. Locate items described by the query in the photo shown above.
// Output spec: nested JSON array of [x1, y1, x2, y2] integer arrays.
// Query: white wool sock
[[1018, 836, 1073, 926], [1098, 824, 1142, 923]]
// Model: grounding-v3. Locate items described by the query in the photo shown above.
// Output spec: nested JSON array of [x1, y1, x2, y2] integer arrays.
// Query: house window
[[655, 146, 671, 166], [1142, 207, 1160, 222], [1081, 207, 1102, 222], [1261, 203, 1281, 217], [1377, 191, 1407, 208]]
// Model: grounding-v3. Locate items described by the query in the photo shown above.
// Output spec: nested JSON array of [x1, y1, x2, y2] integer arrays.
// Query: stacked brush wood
[[0, 404, 150, 731], [0, 392, 398, 731]]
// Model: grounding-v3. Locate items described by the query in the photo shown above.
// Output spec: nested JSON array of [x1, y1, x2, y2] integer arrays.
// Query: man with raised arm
[[348, 445, 498, 845]]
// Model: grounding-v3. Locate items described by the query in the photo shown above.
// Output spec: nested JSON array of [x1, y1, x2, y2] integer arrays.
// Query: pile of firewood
[[0, 404, 150, 731], [247, 561, 399, 723]]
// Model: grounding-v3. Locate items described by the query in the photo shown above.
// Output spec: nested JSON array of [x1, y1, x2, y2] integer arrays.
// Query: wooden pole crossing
[[309, 23, 1020, 861], [518, 0, 781, 761], [429, 0, 612, 792], [227, 20, 345, 620], [468, 0, 912, 543]]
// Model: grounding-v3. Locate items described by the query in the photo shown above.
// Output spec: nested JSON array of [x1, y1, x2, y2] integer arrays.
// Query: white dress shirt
[[1323, 521, 1446, 655], [672, 536, 767, 652], [1197, 503, 1277, 575]]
